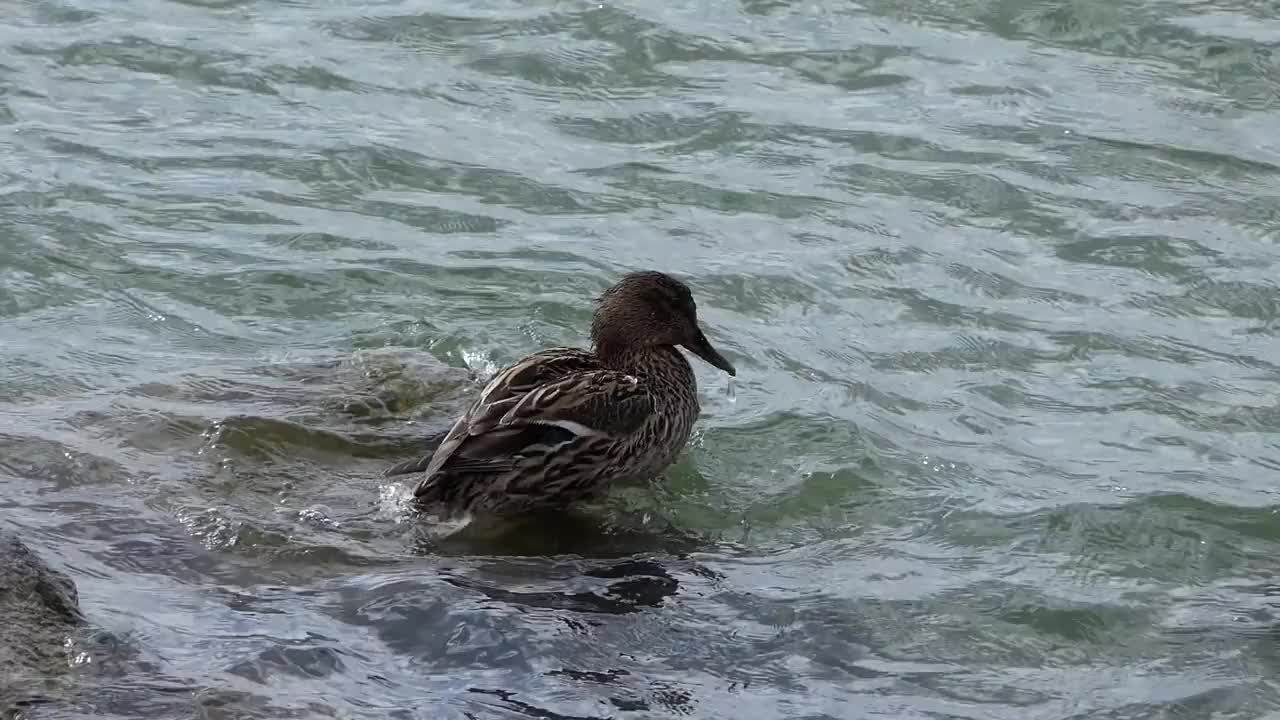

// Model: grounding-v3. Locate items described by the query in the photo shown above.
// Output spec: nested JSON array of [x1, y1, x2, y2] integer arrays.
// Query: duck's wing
[[411, 369, 655, 500], [382, 348, 599, 479], [473, 347, 602, 408]]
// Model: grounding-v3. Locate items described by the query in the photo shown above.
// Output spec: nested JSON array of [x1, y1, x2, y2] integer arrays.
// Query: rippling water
[[3, 0, 1280, 717]]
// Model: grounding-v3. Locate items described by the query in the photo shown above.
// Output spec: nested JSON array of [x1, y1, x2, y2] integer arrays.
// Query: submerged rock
[[0, 531, 87, 708]]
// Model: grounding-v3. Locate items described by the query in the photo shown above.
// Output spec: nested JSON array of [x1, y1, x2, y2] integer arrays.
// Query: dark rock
[[0, 531, 88, 710]]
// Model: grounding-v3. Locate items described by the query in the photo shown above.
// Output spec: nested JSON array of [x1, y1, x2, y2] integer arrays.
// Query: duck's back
[[400, 344, 705, 515]]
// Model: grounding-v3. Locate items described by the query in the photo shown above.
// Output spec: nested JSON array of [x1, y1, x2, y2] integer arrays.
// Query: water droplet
[[725, 376, 736, 403]]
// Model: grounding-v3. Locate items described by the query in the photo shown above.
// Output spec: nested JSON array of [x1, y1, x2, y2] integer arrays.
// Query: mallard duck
[[385, 270, 736, 517]]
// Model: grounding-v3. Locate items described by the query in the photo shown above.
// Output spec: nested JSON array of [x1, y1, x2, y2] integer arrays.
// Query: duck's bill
[[686, 329, 736, 376]]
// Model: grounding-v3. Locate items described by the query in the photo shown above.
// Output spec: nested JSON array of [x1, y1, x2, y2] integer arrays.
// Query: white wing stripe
[[540, 418, 602, 438]]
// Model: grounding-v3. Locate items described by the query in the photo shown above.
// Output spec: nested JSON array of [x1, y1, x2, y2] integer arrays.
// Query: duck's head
[[591, 270, 736, 376]]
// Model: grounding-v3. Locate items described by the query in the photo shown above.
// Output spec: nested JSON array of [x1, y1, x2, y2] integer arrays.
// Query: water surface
[[2, 0, 1280, 717]]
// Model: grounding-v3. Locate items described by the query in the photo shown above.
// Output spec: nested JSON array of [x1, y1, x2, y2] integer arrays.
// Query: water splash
[[297, 505, 342, 530], [460, 348, 499, 379], [378, 481, 474, 538], [377, 482, 416, 522]]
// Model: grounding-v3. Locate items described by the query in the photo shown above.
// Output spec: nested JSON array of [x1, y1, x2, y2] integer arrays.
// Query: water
[[2, 0, 1279, 717]]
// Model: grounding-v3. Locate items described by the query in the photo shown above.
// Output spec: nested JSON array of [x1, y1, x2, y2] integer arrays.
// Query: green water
[[2, 0, 1279, 717]]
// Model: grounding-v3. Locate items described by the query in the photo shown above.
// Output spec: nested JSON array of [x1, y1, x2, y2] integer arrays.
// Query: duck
[[384, 270, 736, 517]]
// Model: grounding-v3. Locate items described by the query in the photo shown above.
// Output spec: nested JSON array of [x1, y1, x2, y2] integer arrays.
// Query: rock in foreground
[[0, 531, 87, 709]]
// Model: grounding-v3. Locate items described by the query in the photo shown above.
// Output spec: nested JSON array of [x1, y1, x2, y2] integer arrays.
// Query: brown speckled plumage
[[384, 271, 736, 517]]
